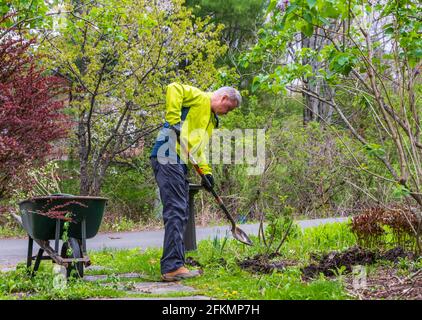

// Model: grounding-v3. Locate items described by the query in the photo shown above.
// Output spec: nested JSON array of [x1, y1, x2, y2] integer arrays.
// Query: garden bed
[[237, 253, 298, 274], [301, 246, 415, 280]]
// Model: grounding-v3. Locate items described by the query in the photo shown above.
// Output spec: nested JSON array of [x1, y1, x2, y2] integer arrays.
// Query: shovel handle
[[178, 138, 237, 226], [191, 160, 237, 226]]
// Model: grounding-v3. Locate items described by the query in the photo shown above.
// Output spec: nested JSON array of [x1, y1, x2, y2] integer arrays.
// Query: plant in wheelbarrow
[[36, 204, 85, 279], [60, 212, 84, 279]]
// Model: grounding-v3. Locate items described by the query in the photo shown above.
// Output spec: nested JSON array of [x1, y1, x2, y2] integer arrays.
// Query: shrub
[[0, 36, 69, 200], [350, 205, 419, 252]]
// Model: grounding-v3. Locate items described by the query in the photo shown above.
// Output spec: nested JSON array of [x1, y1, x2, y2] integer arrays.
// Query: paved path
[[0, 217, 348, 268]]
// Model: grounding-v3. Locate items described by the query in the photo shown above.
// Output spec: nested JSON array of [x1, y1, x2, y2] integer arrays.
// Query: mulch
[[237, 253, 298, 274], [343, 267, 422, 300]]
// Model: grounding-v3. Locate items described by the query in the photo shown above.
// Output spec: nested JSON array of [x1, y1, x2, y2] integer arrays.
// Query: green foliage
[[246, 0, 421, 99], [56, 158, 157, 222], [328, 51, 358, 76], [392, 184, 411, 199], [0, 224, 26, 239], [262, 195, 301, 250], [265, 204, 300, 241], [0, 263, 123, 300], [38, 0, 230, 196], [185, 0, 267, 90], [186, 0, 264, 33], [0, 0, 56, 30], [185, 0, 266, 54], [0, 222, 356, 300], [238, 0, 422, 237], [199, 94, 397, 221], [183, 222, 356, 299], [101, 162, 156, 221], [363, 143, 386, 158]]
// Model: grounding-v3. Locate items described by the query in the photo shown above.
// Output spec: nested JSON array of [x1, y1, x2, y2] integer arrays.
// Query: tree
[[41, 0, 228, 195], [246, 0, 422, 253], [185, 0, 267, 88], [0, 35, 69, 200], [186, 0, 266, 51], [0, 0, 59, 40]]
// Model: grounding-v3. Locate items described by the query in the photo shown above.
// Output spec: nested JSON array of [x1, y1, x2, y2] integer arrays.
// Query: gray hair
[[213, 86, 242, 107]]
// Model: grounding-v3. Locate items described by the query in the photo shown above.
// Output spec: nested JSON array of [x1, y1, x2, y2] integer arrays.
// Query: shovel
[[177, 136, 253, 246]]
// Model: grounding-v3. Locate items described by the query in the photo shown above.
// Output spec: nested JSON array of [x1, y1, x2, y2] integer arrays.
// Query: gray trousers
[[150, 157, 189, 274]]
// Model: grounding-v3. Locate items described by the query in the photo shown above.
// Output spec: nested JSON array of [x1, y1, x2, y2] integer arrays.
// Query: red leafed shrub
[[350, 205, 419, 252], [0, 36, 69, 199]]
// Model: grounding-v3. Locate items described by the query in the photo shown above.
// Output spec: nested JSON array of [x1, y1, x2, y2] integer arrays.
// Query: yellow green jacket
[[151, 82, 218, 175]]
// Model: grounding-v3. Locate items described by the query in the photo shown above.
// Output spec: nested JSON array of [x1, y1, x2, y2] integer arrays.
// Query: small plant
[[106, 274, 121, 290], [259, 196, 300, 256], [332, 265, 347, 278], [211, 231, 229, 257]]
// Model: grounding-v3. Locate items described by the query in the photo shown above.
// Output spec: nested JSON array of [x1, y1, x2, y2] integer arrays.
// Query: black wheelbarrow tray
[[14, 195, 108, 278]]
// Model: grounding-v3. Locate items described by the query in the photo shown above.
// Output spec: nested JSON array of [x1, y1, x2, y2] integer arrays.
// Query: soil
[[344, 267, 422, 300], [237, 253, 298, 274], [301, 246, 415, 280], [185, 257, 202, 268]]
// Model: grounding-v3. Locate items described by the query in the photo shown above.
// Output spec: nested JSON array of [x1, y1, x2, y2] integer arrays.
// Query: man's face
[[213, 95, 238, 115]]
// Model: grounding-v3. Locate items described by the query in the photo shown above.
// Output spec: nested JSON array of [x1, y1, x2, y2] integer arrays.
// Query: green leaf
[[301, 23, 314, 37], [267, 0, 277, 15], [285, 3, 299, 15], [325, 4, 340, 19], [383, 23, 395, 35], [303, 12, 313, 24], [392, 184, 410, 199], [251, 76, 261, 93], [318, 16, 330, 25], [363, 143, 385, 157]]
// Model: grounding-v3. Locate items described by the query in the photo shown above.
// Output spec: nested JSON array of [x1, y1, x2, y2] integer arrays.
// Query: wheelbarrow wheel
[[61, 238, 84, 278]]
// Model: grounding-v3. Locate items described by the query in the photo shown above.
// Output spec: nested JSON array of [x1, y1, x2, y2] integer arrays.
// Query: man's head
[[210, 87, 242, 115]]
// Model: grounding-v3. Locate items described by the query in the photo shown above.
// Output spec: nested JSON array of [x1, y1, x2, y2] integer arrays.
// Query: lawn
[[0, 221, 420, 300]]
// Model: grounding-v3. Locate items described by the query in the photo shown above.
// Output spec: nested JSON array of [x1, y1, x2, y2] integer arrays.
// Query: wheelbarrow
[[14, 194, 107, 278]]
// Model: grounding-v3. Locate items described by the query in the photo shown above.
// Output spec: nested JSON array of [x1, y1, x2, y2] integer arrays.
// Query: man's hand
[[201, 174, 214, 192]]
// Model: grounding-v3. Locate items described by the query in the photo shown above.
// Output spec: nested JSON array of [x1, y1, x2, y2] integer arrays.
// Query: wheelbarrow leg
[[31, 248, 44, 277], [55, 219, 60, 254], [81, 217, 90, 267], [81, 218, 87, 254], [26, 236, 33, 273]]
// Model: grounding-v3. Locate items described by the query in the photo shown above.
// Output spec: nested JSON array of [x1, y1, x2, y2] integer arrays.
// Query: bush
[[209, 102, 384, 220], [350, 205, 419, 253]]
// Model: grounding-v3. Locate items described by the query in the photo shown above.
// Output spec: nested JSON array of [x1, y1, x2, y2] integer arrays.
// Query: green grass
[[179, 221, 356, 300], [0, 224, 26, 239]]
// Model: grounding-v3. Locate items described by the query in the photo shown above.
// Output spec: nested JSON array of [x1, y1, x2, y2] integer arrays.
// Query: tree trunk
[[78, 113, 91, 196], [301, 29, 333, 125]]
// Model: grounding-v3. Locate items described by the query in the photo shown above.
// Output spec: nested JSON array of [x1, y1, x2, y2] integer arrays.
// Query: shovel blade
[[232, 226, 253, 246]]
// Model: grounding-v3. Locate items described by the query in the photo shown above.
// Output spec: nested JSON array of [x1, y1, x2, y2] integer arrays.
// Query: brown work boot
[[161, 266, 202, 282]]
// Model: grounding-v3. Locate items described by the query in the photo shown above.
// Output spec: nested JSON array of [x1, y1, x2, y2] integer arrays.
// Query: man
[[150, 82, 241, 282]]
